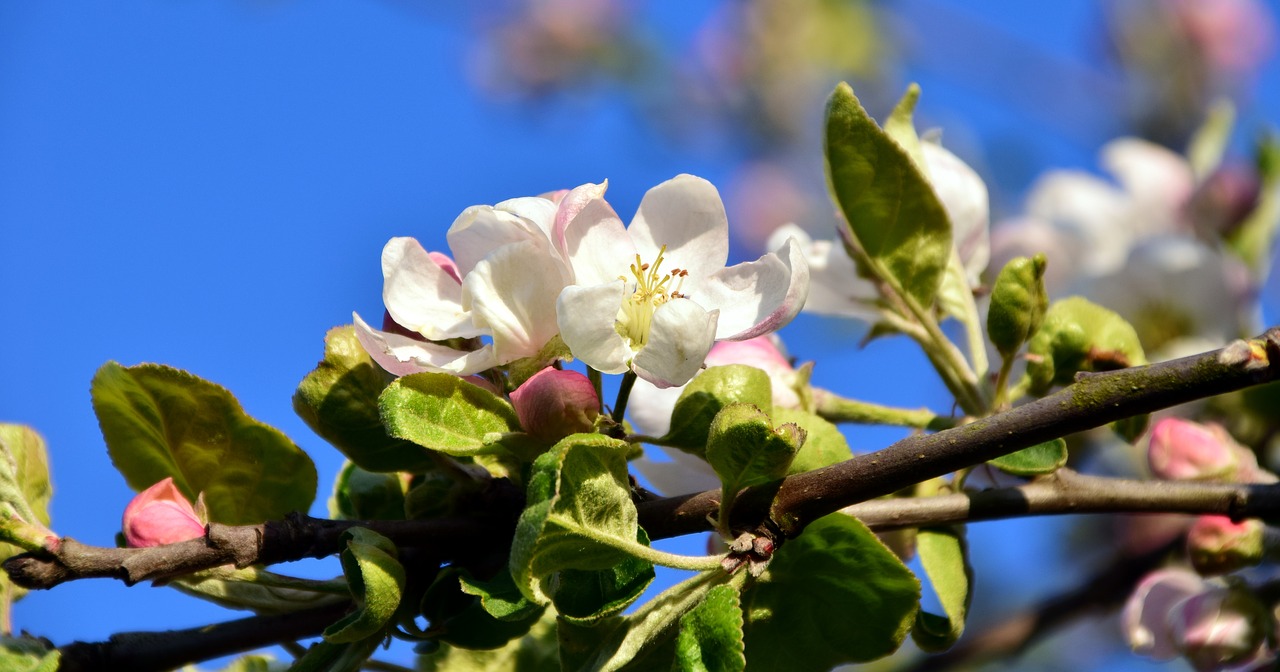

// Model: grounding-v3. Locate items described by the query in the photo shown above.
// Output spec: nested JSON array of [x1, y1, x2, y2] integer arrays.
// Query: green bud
[[986, 254, 1048, 358]]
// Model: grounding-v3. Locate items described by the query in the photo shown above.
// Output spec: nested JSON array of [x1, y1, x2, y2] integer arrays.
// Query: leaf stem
[[811, 388, 957, 430], [588, 367, 604, 414]]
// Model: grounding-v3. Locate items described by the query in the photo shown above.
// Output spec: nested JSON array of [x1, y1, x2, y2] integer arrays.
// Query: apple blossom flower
[[355, 196, 573, 377], [555, 175, 808, 388], [122, 477, 207, 548], [769, 140, 989, 320], [1124, 568, 1208, 660], [1125, 568, 1273, 670], [509, 367, 600, 443]]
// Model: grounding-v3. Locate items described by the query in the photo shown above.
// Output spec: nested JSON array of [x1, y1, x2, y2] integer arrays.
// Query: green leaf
[[329, 462, 406, 521], [419, 567, 547, 650], [1229, 133, 1280, 272], [91, 362, 317, 525], [174, 566, 348, 615], [458, 566, 543, 622], [509, 434, 654, 619], [884, 83, 926, 172], [208, 654, 286, 672], [286, 637, 382, 672], [323, 528, 405, 643], [988, 438, 1068, 476], [825, 81, 952, 311], [379, 372, 520, 457], [294, 325, 434, 472], [773, 408, 852, 475], [418, 609, 561, 672], [0, 424, 52, 566], [912, 526, 972, 652], [705, 404, 801, 496], [674, 584, 745, 672], [554, 528, 656, 622], [741, 514, 920, 671], [987, 255, 1049, 359], [1025, 297, 1147, 396], [0, 636, 59, 672], [1187, 99, 1236, 181], [661, 366, 773, 455]]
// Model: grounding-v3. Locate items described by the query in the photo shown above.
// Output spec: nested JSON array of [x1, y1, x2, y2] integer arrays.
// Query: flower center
[[616, 246, 688, 351]]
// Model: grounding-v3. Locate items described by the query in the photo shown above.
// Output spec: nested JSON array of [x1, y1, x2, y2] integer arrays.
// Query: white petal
[[447, 202, 553, 276], [768, 224, 879, 320], [698, 236, 809, 340], [463, 240, 567, 364], [495, 196, 558, 239], [557, 182, 636, 286], [632, 446, 719, 496], [557, 281, 631, 374], [626, 378, 685, 437], [1102, 138, 1194, 231], [1025, 171, 1132, 276], [633, 300, 718, 388], [380, 237, 478, 341], [628, 174, 729, 284], [923, 142, 990, 286], [353, 312, 497, 376]]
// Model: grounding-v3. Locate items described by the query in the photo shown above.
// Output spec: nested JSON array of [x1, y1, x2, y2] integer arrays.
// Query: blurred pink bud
[[122, 477, 207, 548], [1187, 515, 1266, 576], [1171, 585, 1270, 671], [705, 335, 800, 409], [510, 368, 599, 442], [1124, 568, 1208, 659], [1148, 418, 1239, 481]]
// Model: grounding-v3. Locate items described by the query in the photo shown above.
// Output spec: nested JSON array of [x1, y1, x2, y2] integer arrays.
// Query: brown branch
[[845, 469, 1280, 531], [56, 600, 352, 672], [4, 512, 507, 591], [637, 330, 1280, 540]]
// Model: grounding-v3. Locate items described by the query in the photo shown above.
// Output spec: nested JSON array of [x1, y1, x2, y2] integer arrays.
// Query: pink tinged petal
[[557, 183, 635, 286], [495, 196, 558, 238], [122, 477, 206, 548], [427, 252, 462, 284], [1102, 138, 1196, 217], [628, 174, 729, 284], [698, 236, 809, 341], [707, 336, 802, 410], [1123, 568, 1208, 659], [557, 282, 631, 374], [354, 312, 498, 376], [462, 240, 567, 364], [381, 238, 477, 341], [922, 142, 990, 286], [509, 367, 600, 442], [633, 299, 719, 388], [447, 203, 553, 276]]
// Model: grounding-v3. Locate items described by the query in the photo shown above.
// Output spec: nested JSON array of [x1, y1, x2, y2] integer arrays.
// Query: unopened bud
[[1148, 419, 1239, 481], [122, 477, 207, 548], [1187, 516, 1266, 576], [509, 368, 600, 443], [1124, 568, 1207, 660]]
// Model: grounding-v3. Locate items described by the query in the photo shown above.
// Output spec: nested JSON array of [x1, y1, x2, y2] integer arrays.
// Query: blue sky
[[3, 2, 1279, 669]]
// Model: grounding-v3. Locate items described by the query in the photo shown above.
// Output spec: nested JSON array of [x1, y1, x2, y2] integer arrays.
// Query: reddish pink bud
[[510, 368, 599, 443], [122, 477, 207, 548], [1186, 515, 1266, 576], [705, 335, 800, 409], [1148, 419, 1239, 481]]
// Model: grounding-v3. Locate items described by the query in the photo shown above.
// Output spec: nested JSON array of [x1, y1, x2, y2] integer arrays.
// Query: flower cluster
[[354, 175, 809, 389]]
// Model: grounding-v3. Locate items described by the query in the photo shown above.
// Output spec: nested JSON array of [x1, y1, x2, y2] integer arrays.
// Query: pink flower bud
[[1171, 585, 1270, 671], [1124, 568, 1207, 660], [122, 477, 207, 548], [705, 335, 800, 409], [1148, 419, 1239, 481], [510, 368, 599, 443], [1187, 516, 1266, 576]]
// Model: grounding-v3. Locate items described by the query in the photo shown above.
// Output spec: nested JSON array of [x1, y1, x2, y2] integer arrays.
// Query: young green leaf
[[329, 462, 407, 521], [91, 362, 317, 525], [1025, 297, 1147, 396], [509, 434, 655, 619], [912, 526, 973, 652], [379, 372, 520, 457], [174, 566, 348, 615], [705, 404, 802, 497], [988, 438, 1068, 476], [661, 365, 773, 455], [419, 567, 547, 650], [773, 408, 852, 474], [674, 584, 746, 672], [294, 325, 435, 472], [884, 83, 926, 172], [0, 636, 59, 672], [0, 424, 52, 559], [987, 254, 1049, 359], [323, 528, 406, 643], [418, 609, 561, 672], [824, 81, 952, 311], [741, 514, 920, 671]]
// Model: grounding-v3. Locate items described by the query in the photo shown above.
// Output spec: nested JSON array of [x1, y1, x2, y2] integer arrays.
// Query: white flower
[[770, 140, 990, 320], [555, 175, 809, 388], [355, 196, 571, 376]]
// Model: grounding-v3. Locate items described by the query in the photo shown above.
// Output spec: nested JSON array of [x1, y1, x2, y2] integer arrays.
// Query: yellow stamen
[[615, 245, 688, 350]]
